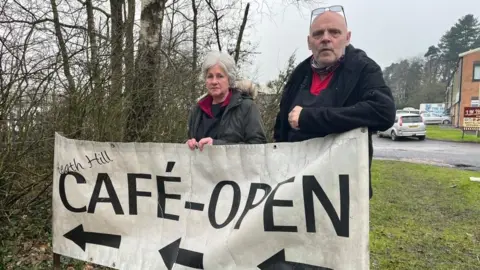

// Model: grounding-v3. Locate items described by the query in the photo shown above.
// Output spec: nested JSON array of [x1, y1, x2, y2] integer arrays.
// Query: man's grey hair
[[201, 50, 237, 87]]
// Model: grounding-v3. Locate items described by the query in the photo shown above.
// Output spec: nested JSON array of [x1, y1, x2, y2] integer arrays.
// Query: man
[[273, 10, 396, 199]]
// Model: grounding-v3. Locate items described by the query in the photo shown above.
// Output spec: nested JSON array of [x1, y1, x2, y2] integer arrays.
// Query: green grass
[[370, 160, 480, 270], [2, 161, 479, 269], [426, 125, 480, 143]]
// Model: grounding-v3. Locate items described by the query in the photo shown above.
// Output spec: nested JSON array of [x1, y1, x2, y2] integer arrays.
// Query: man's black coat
[[273, 44, 396, 198]]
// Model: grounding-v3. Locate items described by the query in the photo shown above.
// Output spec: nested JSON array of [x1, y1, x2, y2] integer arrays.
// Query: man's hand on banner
[[198, 137, 213, 151], [288, 106, 303, 129]]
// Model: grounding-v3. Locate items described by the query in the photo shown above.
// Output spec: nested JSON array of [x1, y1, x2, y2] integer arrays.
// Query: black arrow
[[258, 249, 333, 270], [159, 238, 204, 270], [63, 224, 121, 251]]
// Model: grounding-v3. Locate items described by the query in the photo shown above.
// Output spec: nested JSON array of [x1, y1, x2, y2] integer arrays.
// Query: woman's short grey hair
[[201, 51, 237, 87]]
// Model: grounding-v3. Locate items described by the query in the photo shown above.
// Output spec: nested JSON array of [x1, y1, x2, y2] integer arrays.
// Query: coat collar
[[287, 44, 367, 106], [197, 90, 233, 118]]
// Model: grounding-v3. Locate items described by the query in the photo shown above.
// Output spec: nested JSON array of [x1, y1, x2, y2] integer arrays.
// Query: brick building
[[445, 47, 480, 127]]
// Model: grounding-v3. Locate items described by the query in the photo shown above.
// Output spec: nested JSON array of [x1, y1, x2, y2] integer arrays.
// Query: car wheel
[[391, 131, 398, 141], [442, 120, 450, 125], [418, 136, 425, 141], [377, 132, 382, 138]]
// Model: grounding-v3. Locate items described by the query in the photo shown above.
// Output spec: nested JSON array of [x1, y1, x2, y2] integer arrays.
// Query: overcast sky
[[245, 0, 479, 84]]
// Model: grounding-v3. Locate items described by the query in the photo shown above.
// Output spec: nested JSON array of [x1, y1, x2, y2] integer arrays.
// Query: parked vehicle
[[396, 107, 420, 115], [421, 112, 451, 125], [419, 103, 446, 116], [377, 113, 426, 141]]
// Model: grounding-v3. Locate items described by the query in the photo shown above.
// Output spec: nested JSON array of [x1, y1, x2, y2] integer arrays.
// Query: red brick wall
[[459, 50, 480, 126]]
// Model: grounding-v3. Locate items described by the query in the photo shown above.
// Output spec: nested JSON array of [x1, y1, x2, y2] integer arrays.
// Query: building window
[[474, 62, 480, 81], [472, 96, 479, 107]]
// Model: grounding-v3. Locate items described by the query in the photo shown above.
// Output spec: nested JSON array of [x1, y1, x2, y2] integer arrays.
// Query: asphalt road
[[372, 136, 480, 171]]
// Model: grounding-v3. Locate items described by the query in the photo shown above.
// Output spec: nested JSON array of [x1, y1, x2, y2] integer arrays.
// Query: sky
[[245, 0, 480, 84]]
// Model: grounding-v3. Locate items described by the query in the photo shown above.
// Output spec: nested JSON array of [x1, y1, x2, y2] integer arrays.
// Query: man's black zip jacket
[[273, 44, 396, 199]]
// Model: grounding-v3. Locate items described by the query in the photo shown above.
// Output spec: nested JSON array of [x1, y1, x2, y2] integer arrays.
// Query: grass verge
[[1, 160, 479, 269], [426, 125, 480, 143], [370, 160, 480, 270]]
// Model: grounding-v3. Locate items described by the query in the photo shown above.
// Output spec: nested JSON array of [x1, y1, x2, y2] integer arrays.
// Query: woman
[[186, 51, 267, 151]]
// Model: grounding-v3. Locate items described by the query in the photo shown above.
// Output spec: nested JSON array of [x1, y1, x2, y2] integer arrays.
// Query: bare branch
[[76, 0, 111, 18]]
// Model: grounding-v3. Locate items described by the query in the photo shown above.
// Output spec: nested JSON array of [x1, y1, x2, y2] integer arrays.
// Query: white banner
[[52, 128, 370, 270]]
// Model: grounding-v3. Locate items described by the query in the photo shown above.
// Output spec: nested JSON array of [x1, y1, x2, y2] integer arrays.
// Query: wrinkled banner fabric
[[52, 128, 370, 270]]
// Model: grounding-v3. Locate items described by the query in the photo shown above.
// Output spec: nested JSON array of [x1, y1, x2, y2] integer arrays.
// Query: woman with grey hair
[[186, 50, 267, 151]]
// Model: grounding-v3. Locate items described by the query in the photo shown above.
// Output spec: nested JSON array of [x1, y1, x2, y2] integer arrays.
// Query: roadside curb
[[426, 138, 480, 144], [373, 157, 480, 171], [373, 157, 455, 168]]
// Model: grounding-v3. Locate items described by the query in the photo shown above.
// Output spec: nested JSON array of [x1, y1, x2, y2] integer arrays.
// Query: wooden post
[[53, 133, 62, 269], [477, 84, 480, 137], [53, 253, 61, 269]]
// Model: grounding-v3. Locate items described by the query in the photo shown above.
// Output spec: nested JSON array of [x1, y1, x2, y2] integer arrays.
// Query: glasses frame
[[310, 5, 348, 27]]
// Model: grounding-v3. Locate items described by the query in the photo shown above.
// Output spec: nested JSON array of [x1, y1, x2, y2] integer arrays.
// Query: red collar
[[198, 90, 232, 117]]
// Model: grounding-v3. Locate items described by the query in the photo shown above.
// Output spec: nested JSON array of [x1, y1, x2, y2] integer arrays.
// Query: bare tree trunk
[[110, 0, 124, 97], [125, 0, 167, 142], [191, 0, 198, 101], [205, 0, 222, 51], [50, 0, 80, 137], [50, 0, 76, 93], [85, 0, 103, 138], [234, 3, 249, 63], [86, 0, 99, 89], [124, 0, 135, 97], [166, 0, 175, 58]]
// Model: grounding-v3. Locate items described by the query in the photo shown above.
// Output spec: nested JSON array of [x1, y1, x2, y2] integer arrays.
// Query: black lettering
[[234, 183, 272, 229], [208, 181, 241, 229], [97, 153, 106, 164], [86, 153, 99, 168], [58, 165, 67, 174], [59, 171, 87, 212], [185, 201, 204, 211], [303, 174, 350, 237], [102, 151, 113, 163], [165, 161, 175, 173], [157, 176, 181, 220], [86, 151, 113, 168], [57, 159, 84, 174], [68, 162, 75, 172], [87, 173, 124, 214], [128, 174, 152, 215], [263, 177, 297, 232], [73, 158, 84, 171]]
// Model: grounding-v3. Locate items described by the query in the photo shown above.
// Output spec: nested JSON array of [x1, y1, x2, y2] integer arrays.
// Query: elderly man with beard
[[273, 8, 396, 199]]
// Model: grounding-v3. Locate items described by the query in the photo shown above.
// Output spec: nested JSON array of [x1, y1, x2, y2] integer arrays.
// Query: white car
[[396, 108, 420, 115], [421, 112, 451, 125], [377, 113, 426, 141]]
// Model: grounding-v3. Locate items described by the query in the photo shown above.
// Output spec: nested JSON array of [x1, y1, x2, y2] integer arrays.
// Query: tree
[[383, 14, 480, 109], [0, 0, 326, 267], [423, 45, 442, 84], [437, 14, 480, 83], [258, 51, 297, 141]]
